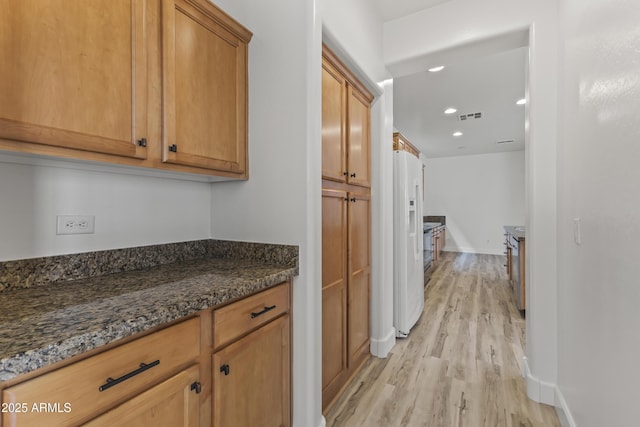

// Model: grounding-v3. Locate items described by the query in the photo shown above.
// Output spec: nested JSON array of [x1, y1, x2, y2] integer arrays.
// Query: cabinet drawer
[[2, 317, 200, 427], [213, 282, 289, 349]]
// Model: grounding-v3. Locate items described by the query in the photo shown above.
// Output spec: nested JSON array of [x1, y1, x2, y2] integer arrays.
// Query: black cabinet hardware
[[350, 172, 357, 178], [220, 364, 230, 376], [350, 197, 356, 202], [190, 381, 202, 394], [343, 171, 348, 176], [99, 360, 160, 392], [168, 144, 177, 152], [250, 305, 276, 318], [137, 138, 147, 147]]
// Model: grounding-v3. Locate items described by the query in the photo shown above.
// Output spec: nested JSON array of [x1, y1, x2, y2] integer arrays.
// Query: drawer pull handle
[[99, 360, 160, 392], [250, 305, 276, 318]]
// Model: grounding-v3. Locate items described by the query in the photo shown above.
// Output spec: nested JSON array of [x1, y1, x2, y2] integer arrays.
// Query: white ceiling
[[376, 0, 452, 22], [393, 47, 527, 158], [378, 0, 527, 159]]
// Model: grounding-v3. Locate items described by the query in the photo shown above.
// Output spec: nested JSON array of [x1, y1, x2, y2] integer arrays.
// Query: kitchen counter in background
[[504, 225, 526, 241], [423, 215, 445, 225], [0, 240, 298, 382]]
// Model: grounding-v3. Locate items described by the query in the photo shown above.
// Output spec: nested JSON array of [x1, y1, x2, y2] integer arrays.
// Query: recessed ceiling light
[[516, 98, 526, 105], [444, 108, 457, 114], [453, 131, 463, 137], [428, 66, 445, 73]]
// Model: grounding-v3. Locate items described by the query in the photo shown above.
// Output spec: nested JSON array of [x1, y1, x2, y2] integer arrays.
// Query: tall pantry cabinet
[[321, 45, 373, 412]]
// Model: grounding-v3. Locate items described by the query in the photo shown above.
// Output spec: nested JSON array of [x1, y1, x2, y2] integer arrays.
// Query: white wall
[[207, 1, 392, 426], [424, 151, 525, 255], [556, 0, 640, 425], [204, 1, 320, 426], [0, 156, 211, 261], [383, 0, 559, 405]]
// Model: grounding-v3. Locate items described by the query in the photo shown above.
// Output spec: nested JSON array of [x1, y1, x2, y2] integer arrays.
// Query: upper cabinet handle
[[250, 305, 276, 318], [350, 172, 357, 178]]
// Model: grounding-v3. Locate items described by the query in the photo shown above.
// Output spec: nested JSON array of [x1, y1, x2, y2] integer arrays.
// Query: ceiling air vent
[[496, 139, 515, 144], [458, 112, 482, 121]]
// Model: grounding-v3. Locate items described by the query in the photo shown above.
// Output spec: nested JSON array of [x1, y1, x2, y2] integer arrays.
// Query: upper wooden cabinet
[[322, 46, 373, 188], [321, 60, 347, 183], [161, 0, 251, 175], [0, 0, 148, 160], [0, 0, 252, 179], [392, 132, 420, 159]]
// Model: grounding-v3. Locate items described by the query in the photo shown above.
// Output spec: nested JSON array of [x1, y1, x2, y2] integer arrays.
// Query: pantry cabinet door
[[0, 0, 147, 159], [322, 58, 347, 183], [321, 188, 349, 409], [346, 86, 371, 188], [347, 191, 371, 368]]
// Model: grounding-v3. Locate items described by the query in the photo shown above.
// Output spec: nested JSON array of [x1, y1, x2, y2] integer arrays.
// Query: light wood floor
[[325, 252, 560, 427]]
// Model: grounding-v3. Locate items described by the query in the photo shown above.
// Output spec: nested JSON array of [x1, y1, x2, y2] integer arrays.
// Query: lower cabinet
[[511, 237, 526, 311], [212, 281, 291, 427], [504, 229, 526, 311], [432, 225, 446, 262], [1, 282, 292, 427], [212, 315, 290, 427], [2, 317, 201, 427], [84, 365, 200, 427]]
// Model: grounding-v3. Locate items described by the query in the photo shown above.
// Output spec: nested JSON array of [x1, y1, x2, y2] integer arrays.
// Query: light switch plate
[[573, 217, 581, 245]]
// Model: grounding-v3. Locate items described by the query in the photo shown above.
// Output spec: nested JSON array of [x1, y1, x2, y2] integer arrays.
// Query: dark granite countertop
[[504, 225, 526, 240], [0, 240, 298, 382]]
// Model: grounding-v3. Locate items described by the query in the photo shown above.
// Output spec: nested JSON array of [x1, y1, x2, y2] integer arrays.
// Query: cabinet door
[[213, 315, 290, 427], [0, 0, 147, 159], [321, 188, 348, 409], [322, 59, 347, 183], [346, 86, 371, 188], [83, 365, 200, 427], [162, 0, 251, 175], [348, 191, 370, 368]]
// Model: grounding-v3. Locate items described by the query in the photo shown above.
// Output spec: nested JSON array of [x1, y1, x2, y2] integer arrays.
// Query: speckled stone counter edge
[[0, 239, 299, 382], [0, 239, 299, 292]]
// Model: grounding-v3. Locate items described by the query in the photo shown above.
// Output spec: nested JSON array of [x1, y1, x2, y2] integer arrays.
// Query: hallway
[[325, 252, 560, 426]]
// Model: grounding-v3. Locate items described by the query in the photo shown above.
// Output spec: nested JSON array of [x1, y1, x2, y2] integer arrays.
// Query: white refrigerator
[[393, 150, 424, 338]]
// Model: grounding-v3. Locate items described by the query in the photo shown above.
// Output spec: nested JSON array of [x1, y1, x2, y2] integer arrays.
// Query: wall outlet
[[56, 215, 95, 235]]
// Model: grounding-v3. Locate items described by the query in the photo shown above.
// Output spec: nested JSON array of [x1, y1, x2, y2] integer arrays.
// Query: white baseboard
[[443, 246, 504, 255], [319, 415, 327, 427], [555, 387, 577, 427], [521, 356, 556, 406], [370, 327, 396, 358]]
